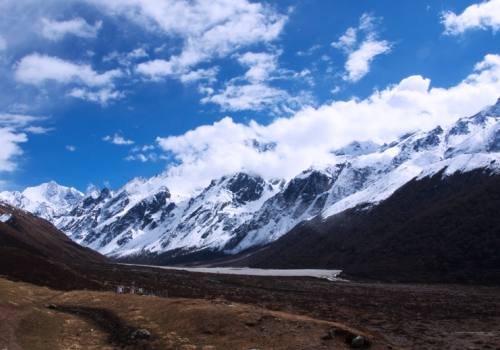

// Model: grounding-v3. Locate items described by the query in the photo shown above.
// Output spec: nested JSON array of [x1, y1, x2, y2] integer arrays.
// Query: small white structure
[[0, 213, 12, 223]]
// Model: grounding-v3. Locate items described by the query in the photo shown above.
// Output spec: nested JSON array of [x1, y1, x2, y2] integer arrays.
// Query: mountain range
[[1, 99, 499, 269]]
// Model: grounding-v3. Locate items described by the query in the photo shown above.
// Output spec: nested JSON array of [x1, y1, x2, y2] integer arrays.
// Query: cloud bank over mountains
[[157, 53, 500, 195]]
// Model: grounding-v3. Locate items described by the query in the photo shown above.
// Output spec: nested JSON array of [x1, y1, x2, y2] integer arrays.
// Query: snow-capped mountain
[[1, 100, 500, 261], [0, 181, 83, 221]]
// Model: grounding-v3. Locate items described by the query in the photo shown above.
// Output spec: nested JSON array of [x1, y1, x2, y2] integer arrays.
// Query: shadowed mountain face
[[0, 203, 107, 289], [234, 170, 500, 284]]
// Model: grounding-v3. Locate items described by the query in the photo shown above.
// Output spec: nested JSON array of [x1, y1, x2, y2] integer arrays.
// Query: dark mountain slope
[[0, 203, 107, 289], [236, 169, 500, 284]]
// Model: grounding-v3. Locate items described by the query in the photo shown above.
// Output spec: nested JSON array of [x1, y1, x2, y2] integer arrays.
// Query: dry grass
[[0, 277, 390, 349]]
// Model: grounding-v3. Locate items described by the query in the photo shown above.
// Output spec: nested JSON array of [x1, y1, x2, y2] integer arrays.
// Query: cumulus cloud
[[331, 27, 357, 52], [344, 39, 391, 82], [103, 133, 135, 145], [68, 87, 124, 105], [125, 153, 159, 162], [66, 145, 76, 152], [332, 13, 391, 82], [0, 112, 46, 172], [179, 67, 219, 84], [14, 53, 123, 105], [157, 54, 500, 196], [0, 129, 27, 172], [202, 83, 289, 112], [201, 51, 312, 112], [15, 53, 121, 86], [41, 17, 102, 41], [238, 52, 278, 82], [103, 48, 149, 67], [442, 0, 500, 35], [94, 0, 286, 80], [126, 144, 161, 162]]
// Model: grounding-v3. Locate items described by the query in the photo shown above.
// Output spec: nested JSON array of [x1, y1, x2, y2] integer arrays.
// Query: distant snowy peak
[[333, 140, 380, 156], [0, 181, 83, 220], [23, 181, 83, 207]]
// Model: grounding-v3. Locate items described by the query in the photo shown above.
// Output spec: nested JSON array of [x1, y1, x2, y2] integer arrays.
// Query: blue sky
[[1, 0, 500, 194]]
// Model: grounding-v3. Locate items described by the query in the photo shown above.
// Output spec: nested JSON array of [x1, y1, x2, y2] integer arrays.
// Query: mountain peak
[[333, 140, 380, 156]]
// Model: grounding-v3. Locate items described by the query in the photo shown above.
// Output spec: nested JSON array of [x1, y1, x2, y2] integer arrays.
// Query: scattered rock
[[350, 335, 366, 348], [322, 328, 337, 340], [130, 328, 151, 340], [180, 345, 196, 350], [45, 303, 58, 310]]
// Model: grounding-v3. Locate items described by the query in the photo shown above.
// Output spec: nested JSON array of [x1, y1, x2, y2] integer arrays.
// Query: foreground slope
[[0, 277, 391, 350], [0, 203, 107, 289]]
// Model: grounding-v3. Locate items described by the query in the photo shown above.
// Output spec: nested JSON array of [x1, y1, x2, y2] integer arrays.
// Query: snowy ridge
[[0, 181, 83, 221], [2, 100, 500, 259]]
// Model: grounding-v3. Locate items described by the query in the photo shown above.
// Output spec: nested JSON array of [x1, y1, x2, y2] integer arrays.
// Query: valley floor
[[0, 277, 384, 350], [2, 263, 500, 349]]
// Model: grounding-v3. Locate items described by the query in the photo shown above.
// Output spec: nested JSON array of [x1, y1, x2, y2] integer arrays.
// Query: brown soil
[[81, 263, 500, 350], [2, 263, 500, 349], [0, 277, 386, 350]]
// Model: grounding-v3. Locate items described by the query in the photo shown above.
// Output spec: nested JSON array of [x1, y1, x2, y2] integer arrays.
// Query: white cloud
[[238, 52, 278, 82], [296, 44, 321, 57], [331, 27, 357, 52], [66, 145, 76, 152], [127, 48, 148, 59], [96, 0, 286, 80], [131, 144, 155, 153], [41, 17, 102, 41], [15, 53, 122, 87], [157, 54, 500, 196], [442, 0, 500, 35], [0, 112, 46, 172], [137, 61, 218, 84], [14, 53, 123, 105], [179, 67, 218, 84], [344, 39, 391, 82], [24, 126, 54, 134], [103, 133, 135, 145], [0, 113, 42, 128], [126, 144, 160, 162], [136, 59, 173, 79], [200, 50, 311, 112], [68, 87, 125, 105], [125, 153, 159, 162], [332, 13, 391, 83], [201, 83, 289, 111], [0, 128, 27, 172], [103, 48, 149, 66]]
